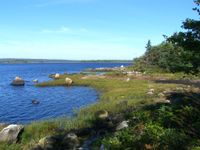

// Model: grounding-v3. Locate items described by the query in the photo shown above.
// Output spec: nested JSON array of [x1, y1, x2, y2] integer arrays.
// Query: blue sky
[[0, 0, 198, 60]]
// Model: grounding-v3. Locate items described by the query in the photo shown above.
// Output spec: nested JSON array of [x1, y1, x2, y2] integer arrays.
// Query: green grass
[[0, 72, 197, 149]]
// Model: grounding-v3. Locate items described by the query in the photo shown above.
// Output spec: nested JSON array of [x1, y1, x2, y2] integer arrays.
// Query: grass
[[0, 71, 199, 149]]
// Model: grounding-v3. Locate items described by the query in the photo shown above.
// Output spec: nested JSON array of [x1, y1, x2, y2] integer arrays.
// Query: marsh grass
[[0, 72, 192, 149]]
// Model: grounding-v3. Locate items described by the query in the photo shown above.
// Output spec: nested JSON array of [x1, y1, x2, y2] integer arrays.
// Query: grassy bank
[[1, 72, 200, 149]]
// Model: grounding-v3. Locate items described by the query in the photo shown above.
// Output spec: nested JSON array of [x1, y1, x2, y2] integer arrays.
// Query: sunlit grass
[[0, 72, 190, 149]]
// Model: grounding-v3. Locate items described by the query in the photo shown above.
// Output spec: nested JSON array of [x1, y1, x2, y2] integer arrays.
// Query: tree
[[145, 40, 152, 54], [168, 0, 200, 73]]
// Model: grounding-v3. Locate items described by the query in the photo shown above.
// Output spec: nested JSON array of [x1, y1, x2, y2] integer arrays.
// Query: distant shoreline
[[0, 59, 133, 64]]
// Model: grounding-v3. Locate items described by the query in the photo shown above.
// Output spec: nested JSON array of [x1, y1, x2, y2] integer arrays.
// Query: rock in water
[[11, 76, 25, 86], [32, 100, 40, 105], [0, 124, 24, 143], [65, 77, 73, 86], [33, 79, 38, 83]]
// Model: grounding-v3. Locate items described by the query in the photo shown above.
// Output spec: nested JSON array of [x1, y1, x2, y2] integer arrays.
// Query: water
[[0, 62, 131, 123]]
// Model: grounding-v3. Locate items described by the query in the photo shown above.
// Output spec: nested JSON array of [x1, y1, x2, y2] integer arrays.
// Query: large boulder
[[11, 76, 25, 86], [62, 133, 80, 149], [65, 77, 73, 86], [54, 73, 60, 79], [0, 124, 24, 143]]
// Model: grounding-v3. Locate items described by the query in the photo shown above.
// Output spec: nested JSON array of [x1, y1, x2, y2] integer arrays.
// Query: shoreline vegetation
[[1, 67, 200, 149]]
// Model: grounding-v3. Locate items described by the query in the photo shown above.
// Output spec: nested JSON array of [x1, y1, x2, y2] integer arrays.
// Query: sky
[[0, 0, 198, 60]]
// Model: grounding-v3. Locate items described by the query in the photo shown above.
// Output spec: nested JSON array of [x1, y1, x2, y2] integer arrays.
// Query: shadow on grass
[[154, 79, 200, 88]]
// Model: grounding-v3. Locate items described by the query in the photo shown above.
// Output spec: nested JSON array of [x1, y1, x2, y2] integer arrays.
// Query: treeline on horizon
[[133, 0, 200, 75], [0, 58, 132, 64]]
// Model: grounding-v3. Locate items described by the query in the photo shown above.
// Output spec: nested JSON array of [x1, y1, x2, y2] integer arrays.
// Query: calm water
[[0, 62, 130, 123]]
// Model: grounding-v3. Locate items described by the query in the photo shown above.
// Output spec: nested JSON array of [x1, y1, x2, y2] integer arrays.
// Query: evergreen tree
[[168, 0, 200, 73]]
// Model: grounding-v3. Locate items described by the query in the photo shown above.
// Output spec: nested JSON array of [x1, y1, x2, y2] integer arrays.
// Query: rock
[[0, 124, 24, 143], [65, 77, 73, 86], [149, 89, 155, 92], [126, 78, 130, 82], [36, 136, 61, 150], [147, 91, 154, 95], [110, 113, 125, 124], [165, 100, 171, 103], [95, 110, 109, 120], [11, 76, 25, 86], [32, 100, 40, 105], [158, 93, 165, 97], [62, 133, 79, 149], [116, 121, 129, 131], [33, 79, 38, 83], [54, 73, 60, 79]]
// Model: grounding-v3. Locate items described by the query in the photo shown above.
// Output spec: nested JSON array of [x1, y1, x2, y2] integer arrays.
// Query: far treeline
[[134, 0, 200, 75]]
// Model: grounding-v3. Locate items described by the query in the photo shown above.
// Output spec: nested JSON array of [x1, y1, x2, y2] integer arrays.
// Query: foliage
[[168, 0, 200, 73], [96, 91, 200, 150], [133, 42, 186, 73]]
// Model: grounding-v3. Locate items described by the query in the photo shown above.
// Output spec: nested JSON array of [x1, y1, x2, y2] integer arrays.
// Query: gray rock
[[116, 121, 129, 131], [33, 79, 38, 83], [0, 124, 24, 143], [36, 136, 60, 150], [32, 100, 40, 105], [95, 110, 109, 120], [147, 91, 154, 95], [158, 93, 165, 97], [62, 133, 79, 149]]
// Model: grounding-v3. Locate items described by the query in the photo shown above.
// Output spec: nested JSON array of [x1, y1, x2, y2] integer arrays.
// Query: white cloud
[[41, 26, 89, 34], [41, 26, 71, 33], [36, 0, 96, 7]]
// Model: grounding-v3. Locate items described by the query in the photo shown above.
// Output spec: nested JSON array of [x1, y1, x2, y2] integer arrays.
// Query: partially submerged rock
[[0, 124, 24, 144], [33, 79, 38, 83], [32, 100, 40, 105], [11, 76, 25, 86]]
